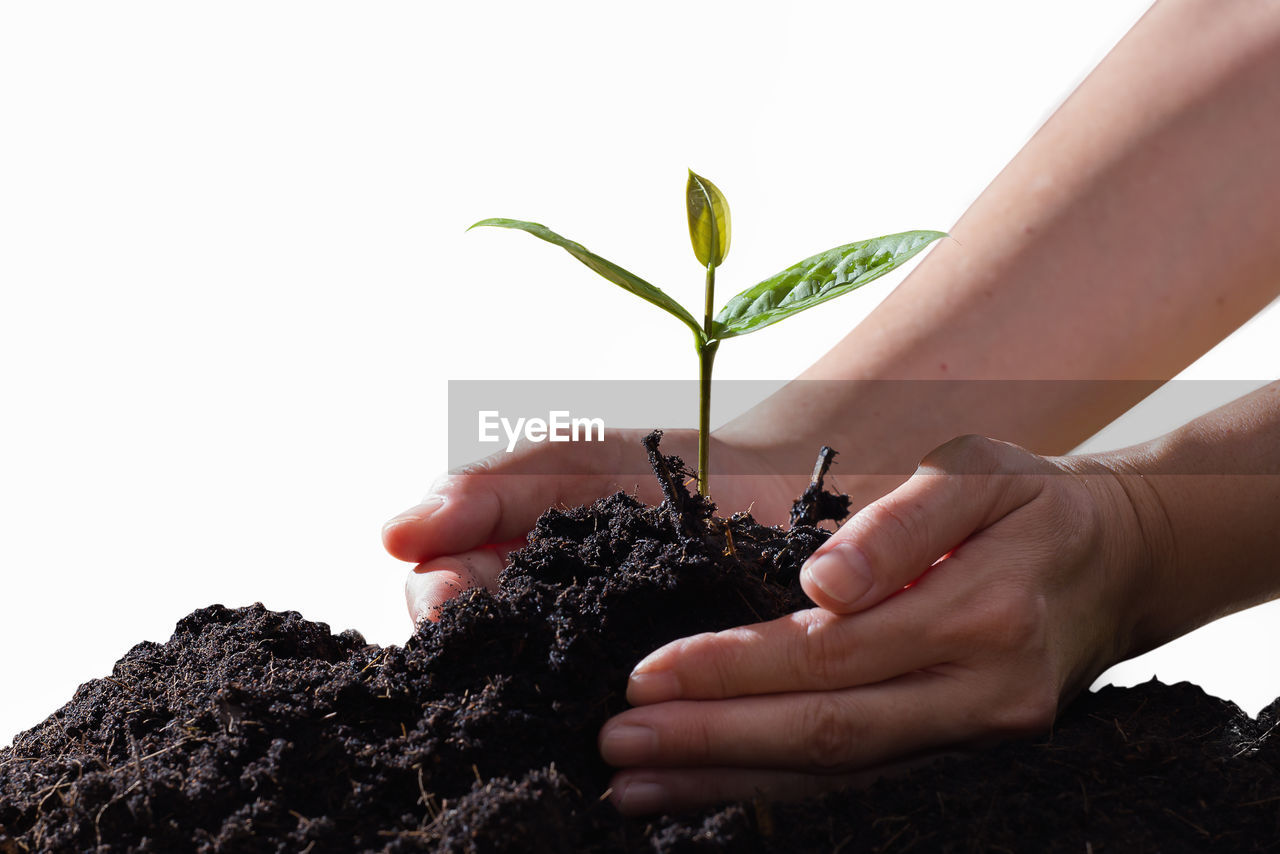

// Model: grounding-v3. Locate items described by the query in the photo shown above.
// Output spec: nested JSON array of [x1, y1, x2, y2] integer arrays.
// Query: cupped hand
[[384, 428, 807, 623], [598, 434, 1152, 814]]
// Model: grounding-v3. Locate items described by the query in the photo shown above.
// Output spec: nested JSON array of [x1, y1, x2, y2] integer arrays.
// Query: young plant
[[471, 171, 944, 495]]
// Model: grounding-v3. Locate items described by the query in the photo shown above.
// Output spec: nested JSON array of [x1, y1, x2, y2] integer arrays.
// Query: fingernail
[[407, 571, 465, 625], [409, 591, 441, 624], [616, 781, 667, 814], [803, 542, 872, 607], [405, 574, 430, 623], [627, 669, 680, 705], [383, 495, 445, 534], [600, 724, 657, 765]]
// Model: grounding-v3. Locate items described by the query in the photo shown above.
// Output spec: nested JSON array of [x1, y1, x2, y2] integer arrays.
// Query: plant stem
[[696, 339, 718, 496], [698, 262, 718, 495]]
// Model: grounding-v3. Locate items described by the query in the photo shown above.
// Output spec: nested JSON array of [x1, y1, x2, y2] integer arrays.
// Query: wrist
[[1067, 445, 1197, 664], [714, 385, 939, 512]]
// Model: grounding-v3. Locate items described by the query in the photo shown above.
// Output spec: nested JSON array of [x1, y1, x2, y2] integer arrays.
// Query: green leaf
[[470, 218, 706, 341], [686, 170, 731, 269], [712, 230, 946, 339]]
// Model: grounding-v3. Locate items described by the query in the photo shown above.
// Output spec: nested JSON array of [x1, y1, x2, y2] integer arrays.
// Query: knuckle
[[856, 500, 925, 565], [451, 462, 488, 481], [795, 612, 843, 687], [453, 453, 501, 479], [990, 590, 1048, 651], [921, 434, 999, 473], [957, 594, 1059, 739], [682, 716, 718, 762], [991, 681, 1059, 736], [702, 631, 748, 698], [431, 464, 504, 506], [922, 434, 1041, 480], [445, 436, 549, 486], [800, 695, 860, 771], [934, 588, 1048, 661], [428, 469, 484, 502]]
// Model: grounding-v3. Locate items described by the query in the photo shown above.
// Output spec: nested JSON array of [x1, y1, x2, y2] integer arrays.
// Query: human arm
[[720, 0, 1280, 468], [387, 0, 1280, 619]]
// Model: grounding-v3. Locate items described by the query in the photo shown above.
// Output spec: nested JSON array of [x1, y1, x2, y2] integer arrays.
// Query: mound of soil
[[2, 435, 1278, 852]]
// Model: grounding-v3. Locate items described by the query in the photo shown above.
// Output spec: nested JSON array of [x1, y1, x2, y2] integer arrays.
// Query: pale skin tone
[[384, 0, 1280, 815]]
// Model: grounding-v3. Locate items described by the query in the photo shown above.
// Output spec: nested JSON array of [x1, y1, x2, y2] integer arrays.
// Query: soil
[[2, 433, 1278, 852]]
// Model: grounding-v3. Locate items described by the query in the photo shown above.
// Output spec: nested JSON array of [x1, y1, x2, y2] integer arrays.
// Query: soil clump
[[2, 435, 1277, 852]]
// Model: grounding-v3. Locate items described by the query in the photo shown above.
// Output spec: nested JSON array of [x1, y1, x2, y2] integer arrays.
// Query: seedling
[[472, 171, 944, 495]]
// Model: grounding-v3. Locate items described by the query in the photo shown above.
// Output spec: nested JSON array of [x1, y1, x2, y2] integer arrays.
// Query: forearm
[[1090, 381, 1280, 659], [722, 0, 1280, 484]]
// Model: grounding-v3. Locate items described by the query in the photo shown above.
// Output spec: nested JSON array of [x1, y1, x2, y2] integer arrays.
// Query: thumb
[[801, 435, 1047, 614], [383, 429, 690, 564]]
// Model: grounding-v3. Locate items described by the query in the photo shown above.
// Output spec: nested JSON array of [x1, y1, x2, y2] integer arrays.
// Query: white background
[[2, 1, 1277, 746]]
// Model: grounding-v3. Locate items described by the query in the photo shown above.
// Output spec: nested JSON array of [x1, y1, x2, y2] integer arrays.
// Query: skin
[[385, 0, 1280, 815]]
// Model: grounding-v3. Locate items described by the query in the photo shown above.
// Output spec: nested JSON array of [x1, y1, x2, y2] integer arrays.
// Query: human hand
[[598, 434, 1152, 814], [384, 428, 808, 623]]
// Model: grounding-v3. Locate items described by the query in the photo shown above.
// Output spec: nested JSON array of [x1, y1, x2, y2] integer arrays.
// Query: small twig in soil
[[789, 446, 852, 528], [722, 520, 736, 557], [642, 430, 704, 539], [1237, 794, 1280, 808], [549, 763, 583, 798], [1162, 806, 1210, 838], [1233, 718, 1280, 758], [33, 774, 69, 815], [734, 588, 764, 623], [643, 431, 683, 508], [877, 819, 912, 851], [751, 793, 775, 836], [810, 445, 838, 487], [414, 765, 438, 819]]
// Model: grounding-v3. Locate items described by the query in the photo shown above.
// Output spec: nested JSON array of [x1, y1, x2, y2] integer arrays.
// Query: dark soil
[[2, 434, 1278, 852]]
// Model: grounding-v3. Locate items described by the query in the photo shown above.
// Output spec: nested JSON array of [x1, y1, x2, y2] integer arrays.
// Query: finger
[[607, 751, 951, 815], [801, 435, 1046, 614], [606, 766, 874, 815], [383, 439, 652, 564], [601, 671, 983, 773], [404, 544, 514, 623], [628, 524, 1062, 705], [626, 602, 949, 705]]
